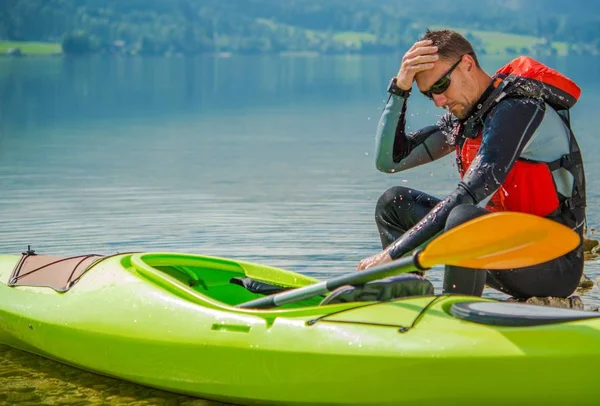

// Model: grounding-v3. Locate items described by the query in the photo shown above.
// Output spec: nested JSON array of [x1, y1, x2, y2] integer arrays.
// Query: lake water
[[1, 53, 600, 404]]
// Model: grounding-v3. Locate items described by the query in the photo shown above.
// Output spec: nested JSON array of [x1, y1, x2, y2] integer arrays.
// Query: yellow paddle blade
[[418, 212, 581, 270]]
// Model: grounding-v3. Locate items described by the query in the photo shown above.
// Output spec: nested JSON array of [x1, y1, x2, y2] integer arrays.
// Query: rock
[[583, 237, 599, 252], [584, 237, 600, 261], [578, 273, 595, 290], [6, 48, 23, 57], [507, 295, 584, 310]]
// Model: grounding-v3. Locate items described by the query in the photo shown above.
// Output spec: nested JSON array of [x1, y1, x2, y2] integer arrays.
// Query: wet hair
[[420, 29, 480, 67]]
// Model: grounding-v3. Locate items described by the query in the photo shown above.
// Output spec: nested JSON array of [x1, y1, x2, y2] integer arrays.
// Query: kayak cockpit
[[129, 252, 324, 309]]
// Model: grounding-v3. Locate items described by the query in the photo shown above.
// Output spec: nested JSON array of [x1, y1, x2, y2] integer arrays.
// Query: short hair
[[420, 29, 480, 67]]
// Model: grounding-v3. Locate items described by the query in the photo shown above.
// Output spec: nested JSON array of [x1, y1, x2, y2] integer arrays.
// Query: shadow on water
[[0, 345, 230, 406]]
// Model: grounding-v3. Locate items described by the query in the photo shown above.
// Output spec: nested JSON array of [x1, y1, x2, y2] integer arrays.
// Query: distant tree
[[61, 31, 93, 55]]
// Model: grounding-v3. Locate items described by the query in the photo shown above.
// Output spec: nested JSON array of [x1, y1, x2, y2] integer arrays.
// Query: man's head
[[415, 29, 490, 119]]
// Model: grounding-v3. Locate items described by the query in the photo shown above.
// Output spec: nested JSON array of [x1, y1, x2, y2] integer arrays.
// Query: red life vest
[[456, 56, 582, 217]]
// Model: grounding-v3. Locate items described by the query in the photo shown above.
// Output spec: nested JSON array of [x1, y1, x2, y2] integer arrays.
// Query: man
[[357, 29, 586, 299]]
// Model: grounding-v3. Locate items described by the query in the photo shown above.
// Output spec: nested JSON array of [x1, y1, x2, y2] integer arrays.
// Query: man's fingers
[[409, 54, 439, 64], [403, 46, 438, 62], [397, 42, 438, 87], [408, 39, 433, 52], [400, 52, 438, 77], [405, 63, 435, 72], [360, 259, 371, 269], [357, 258, 373, 271]]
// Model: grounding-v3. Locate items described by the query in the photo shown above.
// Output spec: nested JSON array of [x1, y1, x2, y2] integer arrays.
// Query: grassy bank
[[0, 28, 571, 57], [429, 26, 569, 56], [0, 41, 61, 55], [256, 18, 377, 48]]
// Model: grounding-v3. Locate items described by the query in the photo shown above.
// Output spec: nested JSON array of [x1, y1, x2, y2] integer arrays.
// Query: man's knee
[[445, 204, 489, 231], [375, 186, 412, 218]]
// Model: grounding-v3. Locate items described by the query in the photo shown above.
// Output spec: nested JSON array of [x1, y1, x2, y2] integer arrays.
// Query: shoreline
[[1, 35, 592, 59], [0, 49, 584, 59]]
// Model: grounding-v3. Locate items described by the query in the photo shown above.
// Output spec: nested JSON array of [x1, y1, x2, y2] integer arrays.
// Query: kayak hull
[[1, 252, 599, 405]]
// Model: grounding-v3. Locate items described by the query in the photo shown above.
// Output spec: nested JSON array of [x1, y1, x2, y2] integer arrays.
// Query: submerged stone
[[583, 237, 599, 252], [507, 295, 584, 310], [583, 237, 600, 261], [578, 273, 595, 290]]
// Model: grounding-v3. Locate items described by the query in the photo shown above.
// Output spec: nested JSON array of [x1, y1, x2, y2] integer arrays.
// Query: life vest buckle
[[563, 198, 576, 210], [561, 154, 573, 167]]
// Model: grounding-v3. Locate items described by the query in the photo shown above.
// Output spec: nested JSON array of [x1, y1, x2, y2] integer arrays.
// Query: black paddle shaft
[[237, 254, 421, 309]]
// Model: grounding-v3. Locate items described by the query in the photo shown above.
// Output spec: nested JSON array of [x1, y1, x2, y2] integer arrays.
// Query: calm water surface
[[1, 54, 600, 404]]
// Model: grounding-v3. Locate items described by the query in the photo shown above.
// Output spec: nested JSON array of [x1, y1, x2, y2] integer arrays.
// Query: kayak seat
[[450, 301, 600, 327], [152, 265, 312, 306], [229, 277, 290, 295], [8, 251, 105, 292], [319, 274, 434, 305]]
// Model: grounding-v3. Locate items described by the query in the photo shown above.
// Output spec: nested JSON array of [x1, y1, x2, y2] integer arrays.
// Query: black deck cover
[[451, 301, 600, 327]]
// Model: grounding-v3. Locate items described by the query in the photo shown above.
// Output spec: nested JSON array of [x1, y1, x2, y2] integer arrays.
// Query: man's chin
[[456, 104, 478, 120], [450, 107, 465, 119]]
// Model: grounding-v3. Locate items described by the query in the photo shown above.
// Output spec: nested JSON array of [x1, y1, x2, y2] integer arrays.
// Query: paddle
[[236, 211, 581, 310]]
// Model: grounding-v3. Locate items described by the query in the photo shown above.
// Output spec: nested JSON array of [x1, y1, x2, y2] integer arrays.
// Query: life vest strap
[[546, 150, 582, 172], [544, 149, 586, 210]]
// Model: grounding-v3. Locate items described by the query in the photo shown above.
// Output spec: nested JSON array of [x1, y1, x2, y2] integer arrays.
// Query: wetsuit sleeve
[[375, 95, 455, 173], [387, 98, 546, 259]]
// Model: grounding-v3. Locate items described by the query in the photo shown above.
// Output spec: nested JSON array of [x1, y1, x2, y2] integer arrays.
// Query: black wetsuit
[[374, 81, 586, 298]]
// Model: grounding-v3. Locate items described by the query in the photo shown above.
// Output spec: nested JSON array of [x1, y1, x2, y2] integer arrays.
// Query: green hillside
[[1, 0, 599, 56]]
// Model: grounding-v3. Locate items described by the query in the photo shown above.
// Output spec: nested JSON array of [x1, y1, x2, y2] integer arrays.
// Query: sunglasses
[[421, 52, 473, 99]]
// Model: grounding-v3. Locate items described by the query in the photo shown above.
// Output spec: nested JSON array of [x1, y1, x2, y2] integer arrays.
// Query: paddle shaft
[[236, 254, 419, 309]]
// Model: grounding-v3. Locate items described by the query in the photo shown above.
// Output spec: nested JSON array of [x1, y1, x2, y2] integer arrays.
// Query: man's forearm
[[375, 96, 453, 173], [375, 94, 409, 172]]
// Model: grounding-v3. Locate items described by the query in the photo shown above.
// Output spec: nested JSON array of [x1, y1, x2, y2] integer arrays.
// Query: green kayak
[[1, 250, 600, 405]]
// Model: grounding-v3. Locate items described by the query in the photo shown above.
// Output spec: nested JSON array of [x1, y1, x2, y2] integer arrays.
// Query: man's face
[[415, 54, 475, 119]]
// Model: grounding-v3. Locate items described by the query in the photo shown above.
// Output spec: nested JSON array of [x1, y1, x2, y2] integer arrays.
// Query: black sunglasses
[[421, 52, 474, 99]]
